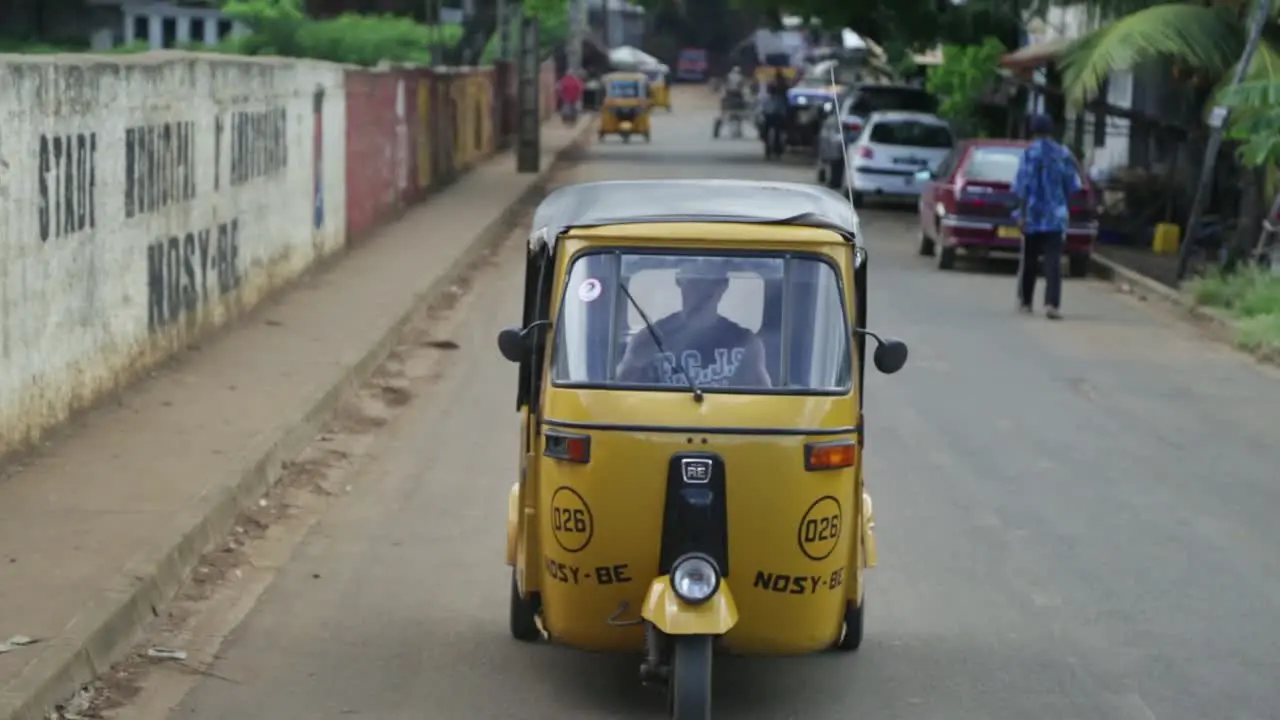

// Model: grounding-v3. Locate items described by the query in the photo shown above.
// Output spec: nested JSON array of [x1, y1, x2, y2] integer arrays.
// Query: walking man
[[1013, 113, 1080, 320]]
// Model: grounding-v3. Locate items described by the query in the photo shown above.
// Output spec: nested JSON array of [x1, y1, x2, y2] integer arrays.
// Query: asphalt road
[[156, 90, 1280, 719]]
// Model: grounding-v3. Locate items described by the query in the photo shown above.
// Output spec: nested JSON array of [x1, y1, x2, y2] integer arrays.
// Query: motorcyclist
[[760, 72, 790, 154], [724, 66, 745, 95], [557, 70, 583, 123], [722, 66, 747, 112]]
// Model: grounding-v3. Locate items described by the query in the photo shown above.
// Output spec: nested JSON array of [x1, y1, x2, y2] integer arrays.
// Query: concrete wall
[[0, 52, 530, 458]]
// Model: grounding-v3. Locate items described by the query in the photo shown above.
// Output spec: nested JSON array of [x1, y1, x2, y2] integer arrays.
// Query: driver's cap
[[676, 258, 732, 282]]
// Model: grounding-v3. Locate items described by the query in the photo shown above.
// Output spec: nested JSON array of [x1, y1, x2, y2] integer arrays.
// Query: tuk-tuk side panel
[[513, 246, 555, 597]]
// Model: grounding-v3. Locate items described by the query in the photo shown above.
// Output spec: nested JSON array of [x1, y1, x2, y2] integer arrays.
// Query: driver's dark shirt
[[628, 313, 755, 387]]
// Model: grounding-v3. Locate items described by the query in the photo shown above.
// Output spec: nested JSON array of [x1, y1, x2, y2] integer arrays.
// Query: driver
[[724, 66, 745, 95], [616, 261, 772, 388]]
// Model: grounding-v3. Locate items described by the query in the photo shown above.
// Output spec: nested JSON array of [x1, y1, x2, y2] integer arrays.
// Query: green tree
[[1059, 0, 1280, 103], [1058, 0, 1280, 258], [926, 36, 1007, 136]]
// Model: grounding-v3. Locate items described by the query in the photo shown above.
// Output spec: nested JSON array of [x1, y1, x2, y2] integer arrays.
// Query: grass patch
[[1186, 266, 1280, 357]]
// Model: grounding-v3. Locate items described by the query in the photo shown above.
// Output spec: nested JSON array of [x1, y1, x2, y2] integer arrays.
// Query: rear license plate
[[997, 226, 1021, 239]]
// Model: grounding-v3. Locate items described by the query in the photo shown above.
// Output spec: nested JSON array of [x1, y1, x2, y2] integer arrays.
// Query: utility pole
[[517, 11, 541, 172], [567, 0, 585, 75], [1177, 0, 1272, 280], [497, 0, 511, 61], [426, 0, 443, 66], [601, 0, 612, 49]]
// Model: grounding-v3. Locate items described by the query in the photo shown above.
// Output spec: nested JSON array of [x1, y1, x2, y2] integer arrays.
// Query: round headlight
[[671, 554, 720, 605]]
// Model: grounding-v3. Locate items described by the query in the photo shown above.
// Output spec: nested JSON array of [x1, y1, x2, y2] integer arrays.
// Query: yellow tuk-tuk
[[599, 71, 652, 143], [497, 180, 908, 718], [642, 66, 672, 110]]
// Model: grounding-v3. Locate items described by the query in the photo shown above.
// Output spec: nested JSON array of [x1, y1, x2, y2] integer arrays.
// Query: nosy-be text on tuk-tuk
[[497, 179, 908, 719]]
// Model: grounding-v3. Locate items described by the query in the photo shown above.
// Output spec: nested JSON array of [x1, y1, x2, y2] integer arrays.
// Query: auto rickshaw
[[599, 71, 652, 143], [642, 66, 672, 111], [497, 180, 908, 719]]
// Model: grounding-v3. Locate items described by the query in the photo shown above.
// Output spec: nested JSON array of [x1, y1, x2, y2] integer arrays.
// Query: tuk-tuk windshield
[[607, 81, 643, 98], [551, 252, 852, 393]]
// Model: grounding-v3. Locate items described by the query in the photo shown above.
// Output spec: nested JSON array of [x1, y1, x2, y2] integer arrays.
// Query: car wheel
[[918, 229, 935, 256], [1068, 252, 1091, 278], [816, 161, 828, 185], [936, 244, 957, 270]]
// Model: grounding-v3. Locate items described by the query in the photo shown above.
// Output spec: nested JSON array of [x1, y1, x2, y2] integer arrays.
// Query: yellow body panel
[[755, 66, 799, 85], [650, 80, 671, 109], [642, 577, 739, 635], [509, 223, 869, 656]]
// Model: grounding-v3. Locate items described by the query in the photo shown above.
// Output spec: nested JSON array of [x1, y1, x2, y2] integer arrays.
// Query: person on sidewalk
[[1013, 113, 1081, 320], [557, 70, 584, 124]]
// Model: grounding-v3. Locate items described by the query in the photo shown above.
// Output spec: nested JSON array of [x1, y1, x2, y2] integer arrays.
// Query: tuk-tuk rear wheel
[[668, 635, 713, 719], [835, 598, 864, 652], [509, 570, 541, 642]]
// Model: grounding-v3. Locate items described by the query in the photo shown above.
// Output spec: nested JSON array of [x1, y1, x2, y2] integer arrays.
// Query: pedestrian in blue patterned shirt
[[1013, 114, 1080, 320]]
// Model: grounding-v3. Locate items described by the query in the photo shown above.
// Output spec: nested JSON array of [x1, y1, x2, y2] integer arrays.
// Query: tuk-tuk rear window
[[608, 81, 642, 98], [551, 251, 852, 393]]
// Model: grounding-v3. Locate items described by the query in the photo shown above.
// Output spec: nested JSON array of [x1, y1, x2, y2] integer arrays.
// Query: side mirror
[[497, 327, 526, 363], [872, 338, 908, 374]]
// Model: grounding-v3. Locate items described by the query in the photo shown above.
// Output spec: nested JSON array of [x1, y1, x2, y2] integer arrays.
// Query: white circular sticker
[[577, 278, 602, 302]]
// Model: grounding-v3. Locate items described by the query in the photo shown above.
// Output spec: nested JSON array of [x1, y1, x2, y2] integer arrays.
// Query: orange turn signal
[[544, 429, 591, 463], [804, 440, 856, 471]]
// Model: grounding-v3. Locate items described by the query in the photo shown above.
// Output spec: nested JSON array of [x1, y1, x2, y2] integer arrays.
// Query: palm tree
[[1059, 0, 1280, 98], [1058, 0, 1280, 262]]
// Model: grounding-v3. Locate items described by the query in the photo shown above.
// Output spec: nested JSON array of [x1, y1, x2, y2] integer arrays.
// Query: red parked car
[[915, 139, 1098, 275]]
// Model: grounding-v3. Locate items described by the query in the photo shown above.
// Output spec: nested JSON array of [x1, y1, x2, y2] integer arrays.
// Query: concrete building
[[84, 0, 248, 50]]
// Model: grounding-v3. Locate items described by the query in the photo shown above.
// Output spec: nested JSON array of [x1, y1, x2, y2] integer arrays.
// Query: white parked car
[[843, 111, 955, 207]]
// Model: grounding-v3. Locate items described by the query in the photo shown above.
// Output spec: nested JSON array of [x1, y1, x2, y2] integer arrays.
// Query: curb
[[1088, 251, 1242, 346], [0, 117, 597, 720]]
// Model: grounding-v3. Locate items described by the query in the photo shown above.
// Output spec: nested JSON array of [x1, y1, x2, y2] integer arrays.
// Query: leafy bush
[[221, 0, 461, 65], [925, 36, 1006, 137], [1186, 266, 1280, 356], [480, 0, 567, 64]]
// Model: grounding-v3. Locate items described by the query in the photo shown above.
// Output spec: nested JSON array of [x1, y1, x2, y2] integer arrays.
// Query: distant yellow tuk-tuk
[[642, 66, 672, 110], [598, 72, 652, 143], [497, 180, 909, 719]]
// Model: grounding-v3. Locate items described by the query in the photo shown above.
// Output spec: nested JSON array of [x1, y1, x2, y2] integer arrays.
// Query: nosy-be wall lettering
[[0, 55, 348, 455], [38, 132, 98, 241], [125, 121, 197, 218], [147, 219, 242, 332]]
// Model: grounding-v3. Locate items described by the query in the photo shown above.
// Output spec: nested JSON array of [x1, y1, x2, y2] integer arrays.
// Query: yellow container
[[1152, 222, 1181, 254]]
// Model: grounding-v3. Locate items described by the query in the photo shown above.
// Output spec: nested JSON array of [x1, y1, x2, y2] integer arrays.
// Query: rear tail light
[[858, 146, 873, 159], [544, 430, 590, 463], [805, 440, 857, 471], [842, 119, 862, 133]]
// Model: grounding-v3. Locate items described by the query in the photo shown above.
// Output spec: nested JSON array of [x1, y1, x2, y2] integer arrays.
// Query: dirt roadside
[[0, 119, 594, 720]]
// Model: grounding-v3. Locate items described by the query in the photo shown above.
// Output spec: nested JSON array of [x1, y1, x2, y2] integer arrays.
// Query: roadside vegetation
[[1187, 268, 1280, 358], [923, 36, 1006, 138]]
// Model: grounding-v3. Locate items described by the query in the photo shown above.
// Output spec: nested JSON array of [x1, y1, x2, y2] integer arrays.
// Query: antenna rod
[[829, 65, 857, 225]]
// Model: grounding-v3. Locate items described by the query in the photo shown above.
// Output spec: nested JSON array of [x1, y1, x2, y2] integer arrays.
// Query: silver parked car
[[815, 84, 939, 190], [843, 111, 954, 207]]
